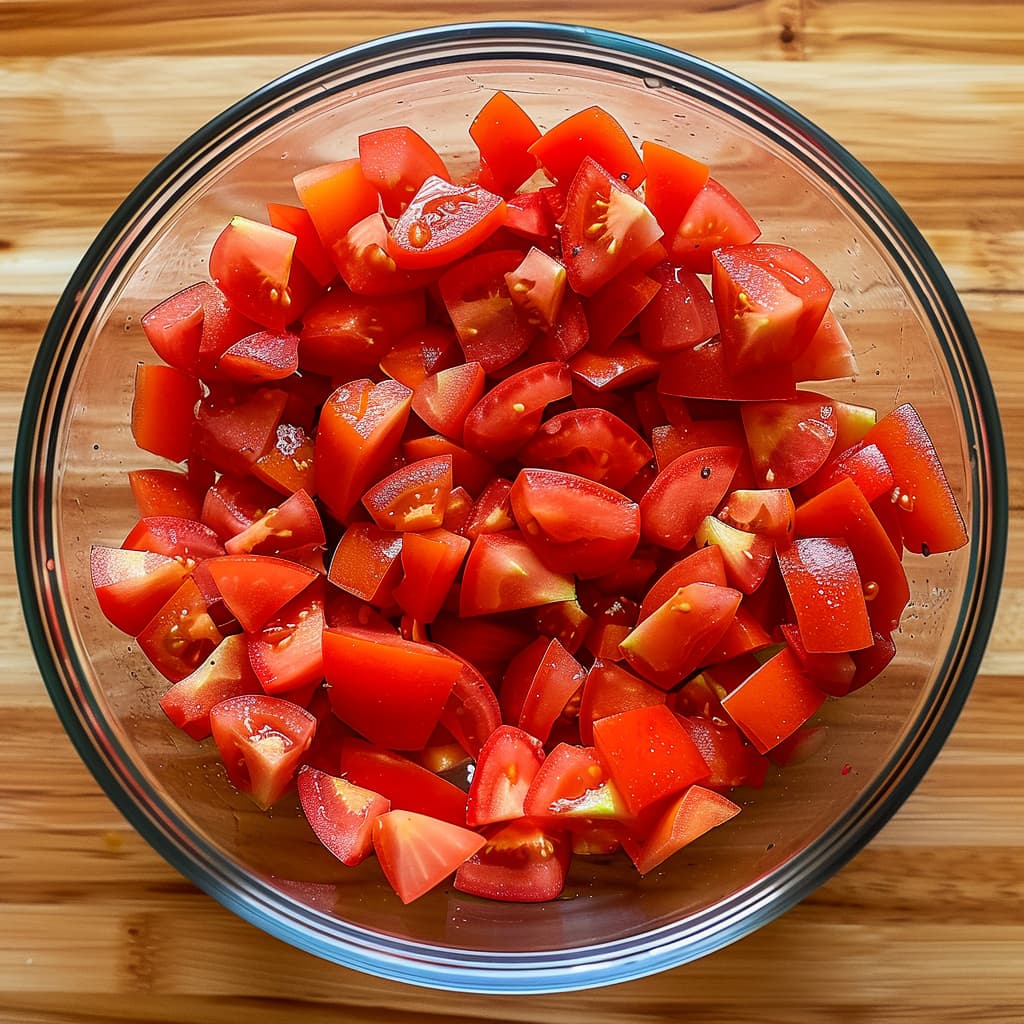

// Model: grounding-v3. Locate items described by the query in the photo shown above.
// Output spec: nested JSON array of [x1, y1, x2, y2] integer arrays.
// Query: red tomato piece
[[203, 554, 316, 633], [712, 244, 834, 373], [373, 810, 486, 904], [209, 216, 315, 330], [470, 91, 542, 197], [315, 378, 413, 522], [795, 478, 910, 635], [297, 767, 390, 867], [359, 126, 450, 217], [504, 190, 558, 248], [702, 607, 774, 665], [851, 630, 898, 691], [463, 360, 573, 461], [293, 158, 380, 270], [388, 175, 508, 270], [90, 545, 192, 637], [391, 528, 469, 624], [210, 693, 315, 810], [515, 638, 586, 743], [694, 516, 774, 595], [776, 537, 873, 654], [650, 418, 748, 474], [402, 433, 496, 498], [216, 329, 300, 384], [334, 211, 439, 297], [637, 546, 728, 621], [638, 262, 718, 354], [669, 177, 761, 274], [640, 445, 740, 550], [803, 441, 895, 504], [520, 408, 652, 491], [252, 421, 316, 498], [619, 582, 742, 689], [340, 739, 468, 826], [136, 576, 222, 684], [640, 141, 710, 238], [721, 647, 827, 754], [529, 105, 645, 189], [657, 337, 797, 403], [560, 158, 663, 297], [194, 285, 262, 380], [462, 477, 515, 541], [123, 515, 224, 562], [380, 323, 461, 388], [439, 249, 538, 371], [498, 635, 554, 725], [717, 488, 796, 544], [741, 391, 838, 489], [454, 820, 570, 903], [328, 524, 403, 606], [434, 653, 503, 759], [509, 468, 641, 579], [141, 281, 208, 374], [466, 725, 546, 826], [266, 202, 337, 287], [780, 623, 857, 697], [676, 715, 768, 792], [158, 634, 259, 740], [362, 456, 453, 533], [128, 469, 205, 521], [192, 384, 289, 476], [224, 488, 325, 563], [622, 785, 741, 874], [578, 659, 667, 745], [299, 285, 426, 377], [247, 578, 326, 695], [529, 289, 590, 363], [505, 246, 567, 331], [863, 403, 968, 554], [131, 364, 200, 464], [533, 599, 593, 656], [791, 309, 859, 382], [569, 339, 660, 392], [522, 743, 631, 823], [411, 361, 486, 442], [323, 627, 461, 749], [584, 266, 661, 352], [592, 704, 709, 817], [459, 531, 576, 617], [201, 473, 277, 541]]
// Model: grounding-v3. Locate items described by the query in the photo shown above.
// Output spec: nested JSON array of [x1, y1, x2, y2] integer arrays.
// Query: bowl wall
[[17, 23, 1004, 992]]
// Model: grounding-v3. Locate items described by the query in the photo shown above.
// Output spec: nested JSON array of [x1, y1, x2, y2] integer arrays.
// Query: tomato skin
[[203, 554, 317, 633], [315, 378, 413, 522], [722, 647, 827, 755], [583, 266, 660, 352], [803, 441, 895, 504], [434, 653, 502, 759], [529, 288, 590, 363], [266, 202, 337, 288], [560, 158, 663, 297], [411, 361, 486, 442], [513, 637, 586, 743], [340, 739, 468, 826], [593, 704, 710, 817], [359, 127, 450, 217], [470, 91, 542, 197], [657, 337, 797, 403], [638, 545, 728, 621], [569, 339, 660, 393], [676, 715, 768, 792], [293, 158, 380, 269], [131, 364, 200, 464], [454, 820, 571, 903], [158, 633, 259, 740], [141, 282, 208, 374], [622, 785, 741, 875], [216, 330, 300, 385], [462, 478, 515, 541], [128, 469, 206, 521], [123, 515, 225, 562], [297, 767, 390, 866], [780, 623, 857, 697], [638, 262, 718, 354], [640, 445, 741, 550], [328, 521, 404, 607], [91, 546, 192, 637], [247, 578, 326, 695], [380, 323, 461, 388], [520, 407, 652, 491], [529, 105, 645, 189], [373, 809, 486, 904], [392, 528, 469, 624], [669, 178, 761, 274], [362, 456, 454, 533], [509, 468, 641, 580], [578, 659, 666, 745], [210, 694, 316, 810], [741, 392, 838, 489], [522, 743, 631, 823], [640, 141, 710, 237], [323, 627, 461, 750], [777, 537, 873, 654], [193, 384, 289, 477], [466, 725, 546, 826], [863, 403, 968, 554], [792, 309, 859, 382]]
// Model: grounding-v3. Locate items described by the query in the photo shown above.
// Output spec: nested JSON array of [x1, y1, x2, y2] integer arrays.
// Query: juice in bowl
[[15, 23, 1005, 993]]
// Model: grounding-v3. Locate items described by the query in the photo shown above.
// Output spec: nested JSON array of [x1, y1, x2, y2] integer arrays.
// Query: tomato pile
[[92, 92, 969, 905]]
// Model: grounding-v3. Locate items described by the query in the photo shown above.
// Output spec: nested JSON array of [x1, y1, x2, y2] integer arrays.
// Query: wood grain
[[2, 2, 1023, 1021]]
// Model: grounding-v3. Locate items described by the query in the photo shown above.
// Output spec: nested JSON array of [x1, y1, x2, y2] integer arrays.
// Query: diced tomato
[[623, 785, 740, 874], [569, 339, 660, 393], [560, 158, 663, 297], [638, 262, 718, 354], [584, 266, 661, 352], [462, 478, 515, 541], [128, 469, 205, 521], [401, 433, 496, 498], [202, 554, 316, 633], [359, 126, 450, 217], [209, 693, 316, 810], [640, 141, 710, 238], [864, 403, 969, 554], [323, 627, 461, 749], [522, 743, 630, 823], [676, 715, 768, 792], [192, 384, 289, 476], [578, 659, 666, 745], [380, 323, 461, 388], [293, 159, 380, 269], [669, 177, 760, 274], [470, 91, 541, 197], [123, 515, 225, 562], [391, 528, 469, 624], [252, 421, 316, 497], [327, 523, 404, 606], [340, 739, 468, 826], [141, 282, 209, 374], [694, 516, 774, 595], [505, 246, 567, 331], [717, 488, 796, 544], [411, 361, 486, 442], [297, 767, 390, 866], [362, 456, 453, 533], [266, 202, 337, 287], [466, 725, 545, 826], [131, 364, 200, 464], [637, 546, 728, 620], [529, 105, 645, 189], [803, 441, 894, 504], [780, 622, 857, 697], [658, 337, 796, 403], [216, 329, 300, 384], [136, 576, 222, 683], [513, 637, 586, 743], [373, 809, 485, 904], [158, 634, 259, 740], [529, 289, 590, 363], [741, 391, 838, 489], [791, 310, 859, 382], [91, 545, 192, 637], [851, 629, 898, 691]]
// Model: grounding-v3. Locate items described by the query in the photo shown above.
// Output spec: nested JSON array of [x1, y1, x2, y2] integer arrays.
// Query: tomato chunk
[[466, 725, 546, 827], [297, 767, 390, 866]]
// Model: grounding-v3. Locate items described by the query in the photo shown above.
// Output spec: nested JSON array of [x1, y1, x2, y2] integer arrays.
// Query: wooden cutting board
[[2, 3, 1022, 1021]]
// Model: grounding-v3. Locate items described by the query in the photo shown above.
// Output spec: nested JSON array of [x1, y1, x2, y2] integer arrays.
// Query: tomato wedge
[[466, 725, 546, 826], [297, 767, 390, 866], [470, 91, 541, 197], [359, 126, 450, 217]]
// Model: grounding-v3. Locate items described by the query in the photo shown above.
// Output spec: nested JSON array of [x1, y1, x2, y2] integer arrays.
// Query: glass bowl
[[15, 21, 1006, 994]]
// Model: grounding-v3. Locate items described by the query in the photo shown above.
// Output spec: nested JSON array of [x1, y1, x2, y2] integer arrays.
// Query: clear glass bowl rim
[[14, 20, 1008, 994]]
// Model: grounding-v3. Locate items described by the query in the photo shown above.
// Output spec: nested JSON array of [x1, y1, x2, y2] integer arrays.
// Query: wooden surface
[[2, 3, 1023, 1021]]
